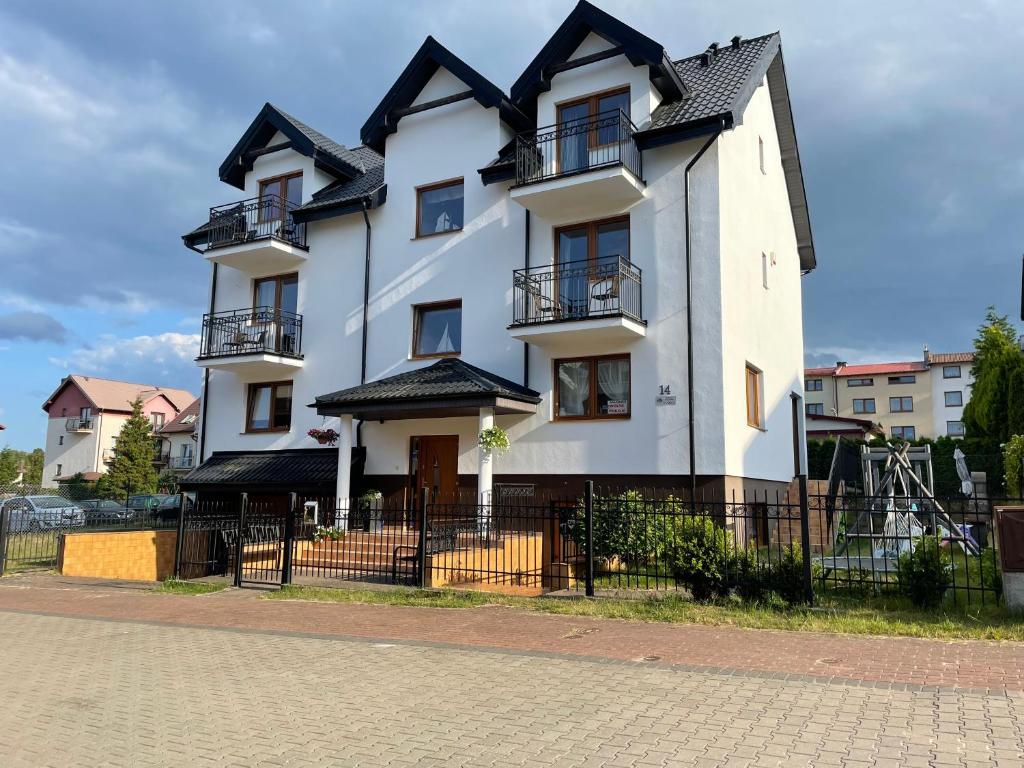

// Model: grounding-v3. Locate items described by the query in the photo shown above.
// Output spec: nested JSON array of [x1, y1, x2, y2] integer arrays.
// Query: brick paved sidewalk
[[1, 573, 1023, 693]]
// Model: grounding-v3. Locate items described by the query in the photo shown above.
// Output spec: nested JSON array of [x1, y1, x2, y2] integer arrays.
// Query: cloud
[[49, 332, 202, 391], [0, 311, 68, 343]]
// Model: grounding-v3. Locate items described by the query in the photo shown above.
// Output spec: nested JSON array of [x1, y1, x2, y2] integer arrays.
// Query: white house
[[181, 1, 816, 508], [926, 351, 974, 438]]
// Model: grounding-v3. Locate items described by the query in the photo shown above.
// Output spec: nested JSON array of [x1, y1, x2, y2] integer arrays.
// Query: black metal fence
[[511, 256, 643, 327], [515, 109, 642, 186], [202, 193, 307, 251], [198, 307, 303, 360]]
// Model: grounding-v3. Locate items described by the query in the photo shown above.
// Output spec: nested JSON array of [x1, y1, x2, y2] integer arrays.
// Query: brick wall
[[58, 530, 178, 582]]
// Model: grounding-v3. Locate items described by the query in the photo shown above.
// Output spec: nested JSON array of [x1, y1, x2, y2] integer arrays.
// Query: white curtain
[[559, 362, 590, 416], [597, 360, 629, 412], [435, 322, 455, 353]]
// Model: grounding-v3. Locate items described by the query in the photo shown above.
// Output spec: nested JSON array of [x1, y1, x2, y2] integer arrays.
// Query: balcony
[[189, 194, 308, 272], [65, 417, 93, 432], [197, 307, 304, 376], [508, 256, 646, 345], [510, 110, 645, 223], [168, 455, 195, 471]]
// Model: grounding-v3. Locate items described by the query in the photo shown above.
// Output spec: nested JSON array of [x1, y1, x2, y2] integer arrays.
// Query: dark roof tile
[[181, 449, 341, 489]]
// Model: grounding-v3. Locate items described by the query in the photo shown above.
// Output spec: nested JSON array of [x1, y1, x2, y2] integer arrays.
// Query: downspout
[[522, 210, 531, 387], [198, 261, 217, 464], [356, 198, 372, 448], [684, 120, 725, 501]]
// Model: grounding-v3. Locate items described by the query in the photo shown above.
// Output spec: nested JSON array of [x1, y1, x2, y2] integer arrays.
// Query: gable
[[570, 31, 617, 59], [411, 67, 471, 107]]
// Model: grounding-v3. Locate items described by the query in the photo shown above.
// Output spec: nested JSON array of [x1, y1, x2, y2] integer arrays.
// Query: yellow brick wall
[[59, 530, 178, 582]]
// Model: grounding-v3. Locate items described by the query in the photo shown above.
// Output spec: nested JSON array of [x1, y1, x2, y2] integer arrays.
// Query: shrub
[[763, 544, 807, 606], [670, 515, 732, 601], [580, 492, 684, 567], [898, 537, 951, 608]]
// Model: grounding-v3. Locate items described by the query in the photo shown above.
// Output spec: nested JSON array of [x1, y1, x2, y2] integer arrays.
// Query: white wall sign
[[656, 395, 677, 406]]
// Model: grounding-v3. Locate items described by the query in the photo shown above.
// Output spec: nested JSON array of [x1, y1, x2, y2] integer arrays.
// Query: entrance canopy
[[312, 358, 541, 421], [181, 448, 362, 493]]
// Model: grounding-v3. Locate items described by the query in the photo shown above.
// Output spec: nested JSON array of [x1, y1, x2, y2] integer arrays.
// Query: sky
[[1, 0, 1023, 451]]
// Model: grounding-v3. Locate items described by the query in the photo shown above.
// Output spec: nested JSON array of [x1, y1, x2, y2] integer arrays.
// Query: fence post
[[281, 492, 296, 586], [584, 480, 595, 597], [798, 475, 814, 605], [417, 494, 429, 588], [234, 492, 247, 588], [0, 504, 8, 577], [173, 491, 187, 580]]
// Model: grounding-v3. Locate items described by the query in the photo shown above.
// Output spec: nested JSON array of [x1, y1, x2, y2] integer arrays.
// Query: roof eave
[[290, 184, 388, 224]]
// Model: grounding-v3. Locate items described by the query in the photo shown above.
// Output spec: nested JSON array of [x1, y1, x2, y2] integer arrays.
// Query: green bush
[[581, 492, 684, 567], [898, 537, 952, 608], [670, 515, 732, 601], [763, 544, 807, 606]]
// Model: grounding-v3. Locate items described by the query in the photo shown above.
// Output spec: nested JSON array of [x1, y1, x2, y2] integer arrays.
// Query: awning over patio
[[180, 448, 363, 493], [311, 358, 541, 421]]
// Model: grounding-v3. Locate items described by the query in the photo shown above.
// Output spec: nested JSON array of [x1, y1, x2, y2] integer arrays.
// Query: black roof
[[313, 358, 541, 420], [291, 146, 387, 223], [180, 448, 345, 490], [510, 0, 686, 112], [361, 36, 530, 153], [217, 103, 367, 190]]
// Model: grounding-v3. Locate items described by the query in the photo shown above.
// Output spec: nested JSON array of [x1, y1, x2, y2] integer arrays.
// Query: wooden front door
[[411, 435, 459, 506]]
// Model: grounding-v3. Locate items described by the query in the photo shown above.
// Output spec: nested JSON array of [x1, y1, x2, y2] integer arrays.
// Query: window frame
[[556, 85, 631, 151], [253, 272, 298, 313], [806, 403, 824, 416], [846, 378, 874, 387], [258, 171, 302, 222], [411, 299, 463, 360], [944, 390, 964, 407], [245, 381, 293, 434], [151, 412, 165, 430], [943, 365, 962, 379], [853, 398, 876, 414], [946, 420, 965, 437], [889, 396, 914, 413], [758, 136, 766, 174], [745, 363, 764, 429], [891, 426, 916, 440], [553, 353, 631, 422], [414, 177, 464, 239], [806, 378, 823, 392], [888, 375, 917, 385]]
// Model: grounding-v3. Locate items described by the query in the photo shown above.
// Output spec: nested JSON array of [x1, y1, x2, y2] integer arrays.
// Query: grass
[[157, 579, 228, 595], [3, 531, 59, 574], [262, 583, 1024, 641]]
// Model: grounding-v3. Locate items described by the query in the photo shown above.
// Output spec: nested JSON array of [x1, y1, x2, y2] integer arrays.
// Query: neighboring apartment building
[[41, 376, 196, 483], [157, 398, 200, 475], [182, 1, 816, 505], [804, 348, 974, 440]]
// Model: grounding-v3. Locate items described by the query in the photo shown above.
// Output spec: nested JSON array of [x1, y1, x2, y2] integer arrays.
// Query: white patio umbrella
[[953, 447, 974, 496]]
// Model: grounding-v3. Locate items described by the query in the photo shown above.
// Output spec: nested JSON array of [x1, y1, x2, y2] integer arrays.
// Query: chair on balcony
[[223, 329, 267, 353], [520, 275, 562, 322], [589, 276, 620, 315]]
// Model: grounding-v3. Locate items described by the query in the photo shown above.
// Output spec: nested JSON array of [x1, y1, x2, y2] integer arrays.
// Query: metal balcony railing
[[201, 193, 307, 251], [168, 455, 195, 470], [514, 109, 642, 187], [199, 307, 303, 360], [65, 417, 93, 431], [511, 255, 643, 327]]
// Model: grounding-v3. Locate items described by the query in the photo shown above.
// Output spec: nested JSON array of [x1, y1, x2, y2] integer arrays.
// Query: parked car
[[127, 494, 190, 523], [1, 496, 85, 532], [78, 499, 134, 525]]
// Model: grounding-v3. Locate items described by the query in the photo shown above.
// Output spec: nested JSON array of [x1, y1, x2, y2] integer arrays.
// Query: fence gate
[[0, 504, 76, 574]]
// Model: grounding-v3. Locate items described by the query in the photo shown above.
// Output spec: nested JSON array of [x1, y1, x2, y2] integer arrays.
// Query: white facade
[[189, 9, 815, 498], [41, 413, 123, 482], [931, 362, 974, 438]]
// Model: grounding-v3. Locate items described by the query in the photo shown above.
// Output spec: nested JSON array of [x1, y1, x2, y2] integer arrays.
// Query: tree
[[22, 449, 44, 486], [157, 469, 180, 495], [0, 447, 20, 485], [95, 397, 158, 500], [962, 307, 1024, 442]]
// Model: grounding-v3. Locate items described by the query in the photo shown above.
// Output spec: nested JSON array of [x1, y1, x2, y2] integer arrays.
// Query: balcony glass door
[[556, 217, 629, 320], [259, 172, 303, 238], [254, 274, 298, 354], [557, 88, 630, 175]]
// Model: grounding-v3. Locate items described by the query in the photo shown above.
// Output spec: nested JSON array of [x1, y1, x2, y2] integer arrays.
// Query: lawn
[[157, 579, 228, 595], [264, 583, 1024, 642], [2, 531, 59, 574]]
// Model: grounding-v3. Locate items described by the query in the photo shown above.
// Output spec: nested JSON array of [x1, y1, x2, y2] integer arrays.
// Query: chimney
[[835, 361, 847, 370], [700, 43, 720, 67], [708, 42, 719, 55], [922, 344, 930, 364], [731, 35, 742, 50]]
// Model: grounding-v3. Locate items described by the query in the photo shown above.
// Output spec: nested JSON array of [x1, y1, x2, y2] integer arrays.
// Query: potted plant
[[478, 426, 511, 456], [307, 427, 340, 446]]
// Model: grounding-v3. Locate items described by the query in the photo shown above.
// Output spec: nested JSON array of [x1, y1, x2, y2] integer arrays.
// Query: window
[[889, 396, 913, 413], [558, 87, 630, 148], [555, 216, 629, 318], [806, 379, 823, 392], [847, 378, 873, 387], [61, 408, 67, 417], [944, 391, 963, 407], [58, 436, 64, 446], [758, 136, 766, 174], [151, 413, 165, 430], [947, 420, 965, 437], [888, 375, 916, 385], [554, 354, 630, 420], [412, 300, 462, 358], [259, 171, 302, 221], [246, 382, 293, 433], [416, 179, 464, 237], [943, 365, 962, 379], [891, 426, 916, 440], [745, 364, 764, 429], [761, 252, 769, 289], [853, 398, 876, 414], [254, 273, 298, 314], [56, 464, 62, 476], [806, 403, 824, 416]]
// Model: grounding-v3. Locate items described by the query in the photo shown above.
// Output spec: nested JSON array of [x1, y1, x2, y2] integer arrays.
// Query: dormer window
[[259, 171, 302, 222], [558, 87, 630, 147]]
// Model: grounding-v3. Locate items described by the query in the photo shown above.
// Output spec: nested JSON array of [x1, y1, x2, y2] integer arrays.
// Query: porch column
[[335, 414, 354, 530], [478, 407, 494, 537]]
